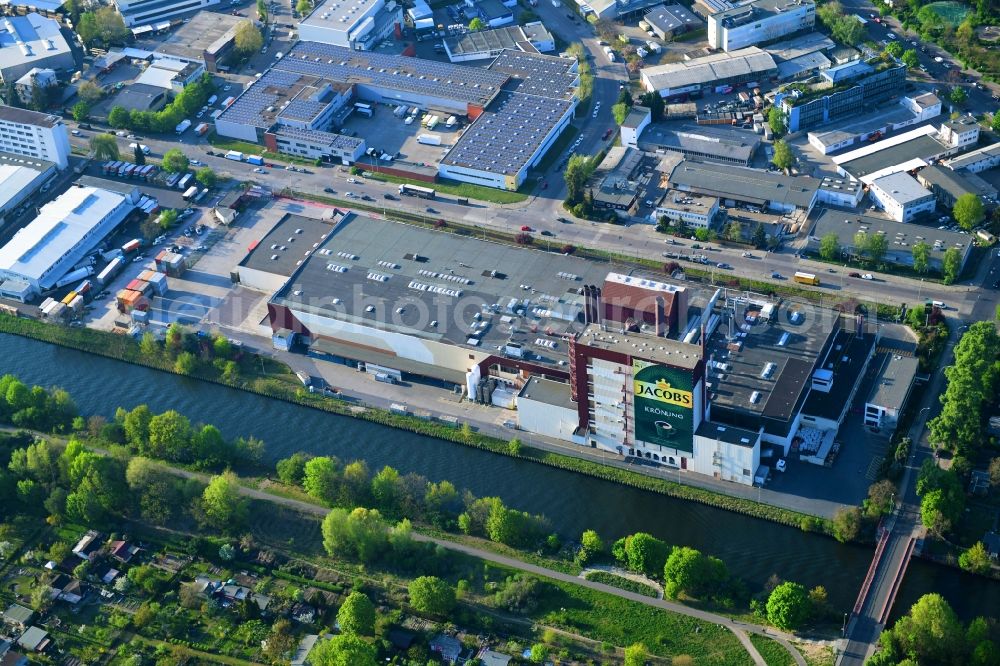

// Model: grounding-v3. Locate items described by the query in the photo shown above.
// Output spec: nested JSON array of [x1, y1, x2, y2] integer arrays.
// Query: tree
[[958, 542, 991, 574], [663, 546, 727, 599], [891, 594, 964, 663], [990, 457, 1000, 488], [296, 0, 312, 14], [941, 247, 962, 284], [132, 143, 145, 166], [766, 581, 810, 631], [468, 17, 486, 31], [408, 576, 455, 616], [162, 148, 189, 174], [201, 471, 248, 530], [309, 634, 378, 666], [767, 106, 785, 137], [563, 154, 593, 205], [528, 644, 549, 663], [911, 241, 931, 273], [90, 134, 119, 161], [771, 139, 794, 171], [195, 166, 217, 188], [725, 220, 742, 242], [302, 456, 340, 504], [864, 479, 896, 518], [623, 532, 670, 577], [321, 507, 388, 562], [953, 193, 985, 230], [752, 223, 766, 249], [578, 529, 604, 564], [624, 644, 647, 666], [257, 0, 268, 22], [832, 506, 861, 543], [146, 410, 192, 461], [337, 591, 376, 635], [72, 101, 90, 123], [276, 452, 309, 486], [902, 49, 920, 68], [234, 20, 263, 56], [77, 7, 128, 47], [992, 112, 1000, 134], [818, 233, 840, 261], [77, 80, 103, 104], [885, 41, 904, 58], [612, 102, 630, 125], [371, 465, 403, 516], [949, 87, 967, 105], [867, 232, 888, 265], [108, 105, 129, 128]]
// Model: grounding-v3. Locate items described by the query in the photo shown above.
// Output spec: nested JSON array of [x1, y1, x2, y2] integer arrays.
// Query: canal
[[3, 333, 997, 621]]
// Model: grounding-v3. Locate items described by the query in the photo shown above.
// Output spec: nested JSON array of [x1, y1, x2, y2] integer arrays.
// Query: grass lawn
[[924, 1, 970, 25], [363, 171, 528, 204], [797, 642, 836, 666], [583, 571, 659, 597], [532, 576, 753, 665], [749, 634, 796, 666]]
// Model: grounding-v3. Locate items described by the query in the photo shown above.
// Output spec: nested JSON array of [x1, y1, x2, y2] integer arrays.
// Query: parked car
[[849, 272, 862, 278], [861, 273, 874, 280], [520, 225, 532, 231]]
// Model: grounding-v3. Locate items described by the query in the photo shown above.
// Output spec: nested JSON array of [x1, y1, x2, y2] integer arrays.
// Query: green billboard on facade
[[632, 359, 694, 454]]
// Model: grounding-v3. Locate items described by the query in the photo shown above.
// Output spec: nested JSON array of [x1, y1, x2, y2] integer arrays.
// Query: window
[[743, 468, 750, 476]]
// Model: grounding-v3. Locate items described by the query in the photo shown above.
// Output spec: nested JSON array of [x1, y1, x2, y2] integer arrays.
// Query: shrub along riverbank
[[0, 313, 834, 534]]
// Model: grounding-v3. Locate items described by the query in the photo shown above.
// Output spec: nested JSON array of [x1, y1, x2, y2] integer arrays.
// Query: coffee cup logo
[[654, 421, 675, 439]]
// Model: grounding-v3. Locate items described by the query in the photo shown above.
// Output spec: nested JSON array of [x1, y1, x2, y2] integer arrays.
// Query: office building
[[652, 190, 720, 228], [808, 208, 972, 271], [0, 185, 135, 301], [868, 171, 935, 222], [134, 57, 205, 93], [708, 0, 815, 52], [14, 67, 55, 104], [298, 0, 403, 50], [0, 13, 73, 84], [641, 47, 777, 99], [113, 0, 221, 28], [938, 114, 979, 150], [832, 124, 953, 183], [0, 104, 70, 169], [781, 64, 906, 132]]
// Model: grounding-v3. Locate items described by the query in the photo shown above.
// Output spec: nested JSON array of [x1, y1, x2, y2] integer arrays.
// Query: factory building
[[236, 211, 877, 486], [916, 165, 997, 210], [0, 13, 73, 84], [298, 0, 403, 51], [662, 158, 819, 215], [0, 104, 70, 169], [807, 93, 941, 155], [442, 23, 554, 63], [707, 0, 815, 52], [0, 151, 56, 228], [144, 12, 244, 73], [945, 142, 1000, 174], [868, 171, 936, 223], [644, 4, 704, 39], [0, 185, 135, 301], [641, 47, 777, 100]]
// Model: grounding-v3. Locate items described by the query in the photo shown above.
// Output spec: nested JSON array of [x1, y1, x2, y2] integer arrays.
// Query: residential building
[[780, 64, 906, 132], [0, 186, 135, 301], [938, 114, 979, 150], [15, 627, 48, 653], [945, 141, 1000, 174], [298, 0, 404, 50], [0, 14, 73, 84], [808, 208, 972, 271], [71, 530, 102, 561], [863, 353, 918, 434], [916, 165, 997, 209], [0, 104, 70, 169], [652, 190, 720, 228], [113, 0, 221, 27], [708, 0, 815, 52], [869, 171, 935, 222], [13, 67, 55, 104], [477, 648, 514, 666], [430, 635, 463, 664], [641, 47, 777, 100], [442, 23, 553, 62], [644, 4, 704, 39], [1, 605, 33, 632]]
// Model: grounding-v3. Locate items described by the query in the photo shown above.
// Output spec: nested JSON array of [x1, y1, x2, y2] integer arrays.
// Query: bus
[[793, 271, 820, 286], [398, 183, 436, 199]]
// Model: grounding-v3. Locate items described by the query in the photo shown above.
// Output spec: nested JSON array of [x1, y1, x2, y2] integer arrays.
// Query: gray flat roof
[[638, 124, 759, 162], [0, 103, 60, 127], [112, 83, 167, 112], [145, 12, 242, 61], [776, 51, 830, 79], [715, 0, 814, 25], [666, 159, 818, 208], [766, 32, 835, 62], [696, 421, 760, 447], [808, 102, 920, 148], [871, 171, 932, 205], [519, 375, 575, 410], [300, 0, 381, 30], [802, 330, 875, 420], [441, 90, 573, 176], [0, 13, 71, 72], [241, 213, 336, 277], [918, 164, 997, 201], [644, 4, 703, 33], [271, 213, 619, 369], [578, 323, 703, 369], [838, 133, 948, 178], [444, 25, 537, 58], [822, 59, 873, 83], [945, 141, 1000, 171], [705, 302, 833, 420], [810, 207, 971, 257], [642, 47, 776, 92], [866, 352, 918, 411]]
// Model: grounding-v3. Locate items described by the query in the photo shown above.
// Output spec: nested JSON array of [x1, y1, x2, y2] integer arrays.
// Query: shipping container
[[246, 155, 264, 165], [194, 122, 209, 136], [417, 133, 441, 146], [54, 266, 93, 289], [47, 302, 66, 320], [116, 289, 148, 313], [183, 185, 200, 200], [122, 238, 142, 254], [73, 279, 92, 297], [137, 270, 156, 282], [61, 291, 77, 305], [165, 173, 181, 187], [145, 272, 168, 295], [176, 173, 193, 190], [68, 294, 84, 312]]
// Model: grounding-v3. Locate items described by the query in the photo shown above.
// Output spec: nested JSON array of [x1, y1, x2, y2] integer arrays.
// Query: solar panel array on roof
[[487, 50, 578, 101], [442, 91, 572, 176]]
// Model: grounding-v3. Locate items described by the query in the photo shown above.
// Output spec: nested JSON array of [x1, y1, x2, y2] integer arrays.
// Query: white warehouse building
[[0, 185, 135, 301], [868, 171, 936, 223], [0, 14, 74, 84], [298, 0, 404, 50], [708, 0, 815, 52]]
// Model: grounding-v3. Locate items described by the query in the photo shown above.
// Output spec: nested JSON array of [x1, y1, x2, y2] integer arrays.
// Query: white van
[[931, 300, 946, 309]]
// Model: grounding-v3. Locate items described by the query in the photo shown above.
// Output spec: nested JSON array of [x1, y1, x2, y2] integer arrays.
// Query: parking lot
[[341, 103, 464, 170]]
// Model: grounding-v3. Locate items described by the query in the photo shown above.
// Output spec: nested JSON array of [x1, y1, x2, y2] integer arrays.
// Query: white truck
[[175, 119, 192, 134], [225, 150, 245, 161], [417, 134, 442, 146]]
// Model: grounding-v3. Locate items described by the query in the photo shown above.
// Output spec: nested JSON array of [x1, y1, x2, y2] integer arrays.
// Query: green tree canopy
[[201, 471, 248, 530], [321, 507, 389, 562], [949, 87, 967, 105], [303, 456, 341, 504], [941, 247, 962, 284], [953, 192, 985, 230], [276, 452, 310, 486], [337, 591, 376, 635], [663, 546, 728, 600], [234, 20, 263, 55], [89, 134, 119, 161], [468, 17, 486, 31], [766, 581, 810, 631], [612, 102, 630, 125], [818, 233, 840, 260], [902, 49, 920, 68], [832, 506, 861, 543], [911, 240, 931, 273], [622, 532, 670, 577], [309, 634, 378, 666], [408, 575, 455, 616], [958, 542, 991, 574], [161, 148, 190, 174], [767, 106, 785, 136], [195, 166, 217, 188], [563, 154, 594, 205], [771, 139, 794, 171]]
